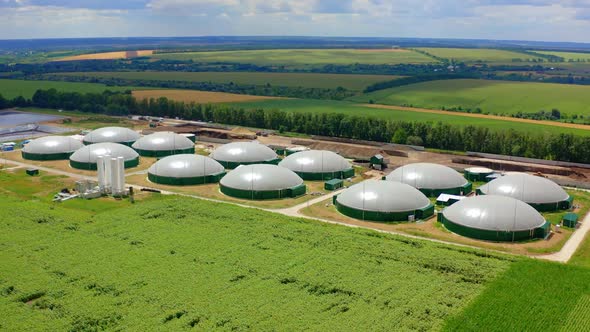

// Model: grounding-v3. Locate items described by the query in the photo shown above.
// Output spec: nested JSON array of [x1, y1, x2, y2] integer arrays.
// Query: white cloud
[[2, 0, 590, 42]]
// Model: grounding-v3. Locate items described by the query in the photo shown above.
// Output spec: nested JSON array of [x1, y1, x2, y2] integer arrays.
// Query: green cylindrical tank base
[[22, 151, 73, 161], [220, 183, 306, 200], [335, 200, 434, 222], [440, 215, 550, 242], [70, 157, 140, 170], [135, 147, 195, 158], [147, 172, 225, 186], [418, 182, 472, 197], [295, 168, 355, 181], [215, 158, 281, 169]]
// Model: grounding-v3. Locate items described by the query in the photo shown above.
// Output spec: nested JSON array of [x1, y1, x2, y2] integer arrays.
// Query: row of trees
[[37, 74, 356, 100], [0, 59, 456, 76], [2, 88, 584, 164]]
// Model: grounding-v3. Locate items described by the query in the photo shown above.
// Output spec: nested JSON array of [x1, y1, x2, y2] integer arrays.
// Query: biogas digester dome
[[132, 132, 195, 157], [83, 127, 140, 146], [386, 163, 472, 197], [21, 136, 83, 160], [335, 180, 434, 222], [220, 164, 306, 200], [438, 195, 551, 242], [464, 167, 495, 182], [210, 142, 280, 169], [69, 142, 140, 170], [279, 150, 354, 180], [148, 154, 225, 185], [477, 173, 572, 211]]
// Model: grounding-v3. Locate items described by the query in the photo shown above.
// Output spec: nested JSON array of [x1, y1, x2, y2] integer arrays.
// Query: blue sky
[[1, 0, 590, 42]]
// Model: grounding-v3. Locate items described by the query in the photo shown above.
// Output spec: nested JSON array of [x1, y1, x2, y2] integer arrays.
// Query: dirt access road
[[363, 103, 590, 131]]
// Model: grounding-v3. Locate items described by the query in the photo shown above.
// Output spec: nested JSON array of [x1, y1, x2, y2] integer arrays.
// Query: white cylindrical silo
[[117, 156, 125, 195], [97, 155, 105, 190]]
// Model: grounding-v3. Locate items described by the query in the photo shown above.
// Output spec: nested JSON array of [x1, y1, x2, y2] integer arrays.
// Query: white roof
[[287, 146, 310, 152], [386, 163, 468, 189], [132, 132, 194, 151], [465, 167, 494, 174], [148, 154, 224, 178], [279, 150, 351, 174], [220, 164, 303, 191], [22, 136, 83, 154], [478, 173, 569, 204], [70, 142, 139, 163], [442, 195, 546, 232], [336, 180, 431, 213], [210, 142, 278, 163], [83, 127, 140, 144], [436, 194, 466, 203]]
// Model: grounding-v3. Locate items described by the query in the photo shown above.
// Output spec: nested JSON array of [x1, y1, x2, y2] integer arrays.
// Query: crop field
[[443, 260, 590, 331], [151, 48, 436, 66], [354, 79, 590, 118], [54, 50, 154, 61], [532, 50, 590, 61], [415, 48, 533, 63], [229, 99, 590, 136], [0, 170, 514, 331], [53, 71, 399, 91], [132, 89, 281, 103], [0, 79, 141, 99], [570, 232, 590, 269]]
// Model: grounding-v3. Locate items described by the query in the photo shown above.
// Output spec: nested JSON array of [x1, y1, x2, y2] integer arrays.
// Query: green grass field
[[416, 48, 533, 63], [52, 71, 400, 91], [532, 50, 590, 62], [354, 79, 590, 118], [443, 260, 590, 331], [151, 49, 436, 66], [0, 170, 513, 331], [0, 79, 142, 99], [229, 99, 590, 136]]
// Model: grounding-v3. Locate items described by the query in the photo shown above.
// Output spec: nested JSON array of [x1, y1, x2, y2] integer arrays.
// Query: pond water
[[0, 110, 63, 128]]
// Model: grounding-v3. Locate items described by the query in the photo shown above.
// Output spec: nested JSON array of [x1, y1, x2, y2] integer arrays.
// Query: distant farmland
[[54, 50, 154, 61], [53, 71, 401, 91], [532, 50, 590, 62], [0, 79, 141, 99], [132, 89, 281, 104], [151, 48, 437, 66], [353, 79, 590, 117], [416, 48, 534, 63], [228, 99, 590, 136]]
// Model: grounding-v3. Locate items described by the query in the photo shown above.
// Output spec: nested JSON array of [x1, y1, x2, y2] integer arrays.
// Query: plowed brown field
[[132, 89, 283, 103], [55, 50, 154, 61]]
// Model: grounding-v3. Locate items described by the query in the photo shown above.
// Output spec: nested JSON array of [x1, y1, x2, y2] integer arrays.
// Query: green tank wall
[[477, 191, 573, 212], [464, 171, 494, 182], [83, 141, 135, 147], [295, 168, 354, 181], [220, 183, 306, 200], [148, 171, 225, 186], [215, 158, 281, 169], [335, 199, 435, 222], [418, 182, 472, 197], [440, 214, 551, 242], [22, 151, 73, 161], [70, 157, 140, 170], [135, 147, 195, 158]]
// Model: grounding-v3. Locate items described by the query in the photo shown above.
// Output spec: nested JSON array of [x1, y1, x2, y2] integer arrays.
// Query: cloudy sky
[[1, 0, 590, 42]]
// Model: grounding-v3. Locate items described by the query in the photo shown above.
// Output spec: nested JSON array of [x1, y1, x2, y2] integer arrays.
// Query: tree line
[[1, 88, 588, 164], [363, 73, 480, 93], [33, 74, 356, 100]]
